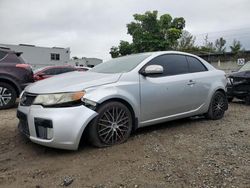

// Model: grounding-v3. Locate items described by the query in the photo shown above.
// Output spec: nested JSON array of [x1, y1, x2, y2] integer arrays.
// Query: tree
[[118, 41, 133, 56], [109, 46, 119, 58], [177, 30, 198, 52], [230, 39, 242, 54], [215, 37, 226, 53], [199, 34, 216, 53], [109, 11, 185, 57]]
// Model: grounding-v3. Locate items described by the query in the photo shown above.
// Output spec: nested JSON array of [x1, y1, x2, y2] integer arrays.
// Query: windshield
[[239, 62, 250, 72], [90, 53, 151, 73]]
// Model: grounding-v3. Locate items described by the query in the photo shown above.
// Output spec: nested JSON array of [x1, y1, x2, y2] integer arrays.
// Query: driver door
[[139, 54, 195, 124]]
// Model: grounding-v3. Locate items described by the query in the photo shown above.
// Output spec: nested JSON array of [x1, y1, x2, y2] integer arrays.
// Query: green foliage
[[110, 11, 185, 57], [119, 41, 133, 56], [109, 46, 119, 58], [230, 39, 242, 54], [215, 37, 226, 53]]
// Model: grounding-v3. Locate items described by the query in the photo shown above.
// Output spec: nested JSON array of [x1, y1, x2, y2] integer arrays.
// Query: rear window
[[186, 56, 207, 73], [0, 51, 7, 60]]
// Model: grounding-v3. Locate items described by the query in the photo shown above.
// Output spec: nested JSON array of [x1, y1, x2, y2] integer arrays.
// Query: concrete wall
[[210, 61, 242, 73], [0, 44, 70, 69]]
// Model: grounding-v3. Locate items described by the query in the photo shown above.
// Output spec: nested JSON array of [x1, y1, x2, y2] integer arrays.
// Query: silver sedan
[[17, 51, 228, 150]]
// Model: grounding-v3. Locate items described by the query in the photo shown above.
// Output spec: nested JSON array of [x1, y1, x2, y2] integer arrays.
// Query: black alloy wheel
[[88, 101, 133, 147], [206, 91, 227, 120]]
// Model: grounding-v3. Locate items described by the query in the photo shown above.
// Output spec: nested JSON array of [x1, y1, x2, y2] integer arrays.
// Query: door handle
[[187, 80, 196, 85]]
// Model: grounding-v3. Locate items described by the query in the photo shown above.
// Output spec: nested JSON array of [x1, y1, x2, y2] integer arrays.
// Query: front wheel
[[88, 101, 133, 147], [206, 91, 227, 120]]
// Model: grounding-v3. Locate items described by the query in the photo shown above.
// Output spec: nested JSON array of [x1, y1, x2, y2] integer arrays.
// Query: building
[[0, 43, 70, 69], [68, 57, 103, 68]]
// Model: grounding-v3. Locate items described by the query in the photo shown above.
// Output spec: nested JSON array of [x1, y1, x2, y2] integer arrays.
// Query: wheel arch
[[0, 77, 21, 96], [78, 97, 138, 148], [216, 88, 226, 96]]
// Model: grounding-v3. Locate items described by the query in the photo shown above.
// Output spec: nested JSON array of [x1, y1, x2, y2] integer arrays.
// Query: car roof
[[0, 47, 22, 55], [144, 51, 198, 56], [34, 65, 74, 73], [123, 51, 201, 59], [41, 65, 73, 69]]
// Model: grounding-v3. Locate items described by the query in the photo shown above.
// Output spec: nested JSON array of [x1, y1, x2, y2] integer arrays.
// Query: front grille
[[17, 111, 30, 136], [20, 92, 37, 106]]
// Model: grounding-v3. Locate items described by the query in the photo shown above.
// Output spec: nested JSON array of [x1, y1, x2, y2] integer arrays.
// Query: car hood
[[229, 71, 250, 79], [25, 71, 122, 94]]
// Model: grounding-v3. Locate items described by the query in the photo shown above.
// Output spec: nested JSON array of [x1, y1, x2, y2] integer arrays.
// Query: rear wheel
[[206, 91, 227, 120], [88, 101, 133, 147], [0, 82, 17, 110]]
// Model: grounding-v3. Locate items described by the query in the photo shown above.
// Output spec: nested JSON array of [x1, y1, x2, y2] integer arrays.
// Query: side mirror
[[140, 65, 164, 76]]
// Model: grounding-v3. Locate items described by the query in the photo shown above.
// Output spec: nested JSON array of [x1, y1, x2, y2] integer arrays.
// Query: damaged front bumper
[[227, 74, 250, 99]]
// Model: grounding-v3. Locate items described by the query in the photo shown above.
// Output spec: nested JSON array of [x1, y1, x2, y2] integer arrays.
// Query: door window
[[43, 68, 57, 75], [56, 67, 75, 74], [145, 54, 189, 76]]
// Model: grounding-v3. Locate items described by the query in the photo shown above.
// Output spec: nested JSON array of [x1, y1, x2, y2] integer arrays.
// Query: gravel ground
[[0, 102, 249, 188]]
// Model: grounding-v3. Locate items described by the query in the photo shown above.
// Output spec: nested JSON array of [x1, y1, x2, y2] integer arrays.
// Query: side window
[[53, 68, 62, 74], [146, 54, 189, 76], [186, 56, 207, 73], [60, 67, 75, 74], [52, 67, 75, 74], [44, 68, 57, 75], [0, 51, 7, 60]]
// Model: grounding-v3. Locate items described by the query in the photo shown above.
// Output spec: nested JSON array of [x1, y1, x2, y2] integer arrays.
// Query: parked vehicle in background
[[0, 47, 34, 109], [33, 65, 81, 81], [227, 61, 250, 104], [17, 51, 228, 150], [75, 66, 91, 71]]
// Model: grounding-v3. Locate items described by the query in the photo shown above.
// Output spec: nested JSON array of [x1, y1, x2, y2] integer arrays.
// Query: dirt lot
[[0, 102, 249, 188]]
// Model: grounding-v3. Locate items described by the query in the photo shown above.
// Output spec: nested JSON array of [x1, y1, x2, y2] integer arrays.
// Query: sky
[[0, 0, 250, 60]]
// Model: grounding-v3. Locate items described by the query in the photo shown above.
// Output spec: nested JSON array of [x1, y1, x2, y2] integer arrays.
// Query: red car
[[33, 65, 83, 81]]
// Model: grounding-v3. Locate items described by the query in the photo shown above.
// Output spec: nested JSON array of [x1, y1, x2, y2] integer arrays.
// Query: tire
[[0, 82, 17, 110], [206, 91, 227, 120], [88, 101, 133, 147]]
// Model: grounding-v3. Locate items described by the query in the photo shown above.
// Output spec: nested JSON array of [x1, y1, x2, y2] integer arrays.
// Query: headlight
[[33, 91, 85, 107]]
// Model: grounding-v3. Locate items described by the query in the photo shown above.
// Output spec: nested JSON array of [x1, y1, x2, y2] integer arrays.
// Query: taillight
[[16, 64, 31, 69]]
